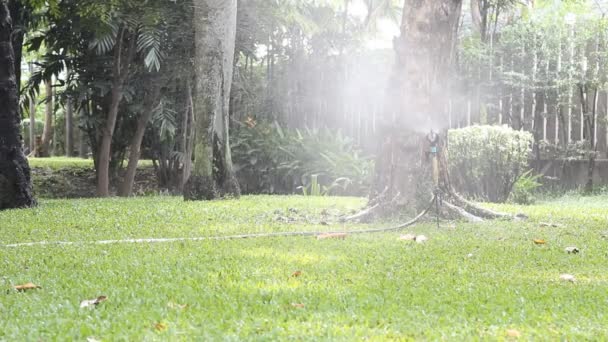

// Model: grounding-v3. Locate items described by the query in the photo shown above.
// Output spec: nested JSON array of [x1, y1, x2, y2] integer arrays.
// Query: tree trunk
[[8, 0, 22, 94], [181, 80, 195, 190], [0, 1, 36, 210], [40, 79, 53, 157], [65, 67, 74, 157], [28, 63, 36, 153], [184, 0, 240, 201], [118, 85, 160, 197], [373, 0, 462, 207], [96, 27, 136, 197]]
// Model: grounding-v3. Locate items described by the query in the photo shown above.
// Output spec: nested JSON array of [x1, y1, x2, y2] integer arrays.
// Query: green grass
[[28, 157, 154, 170], [1, 195, 608, 340]]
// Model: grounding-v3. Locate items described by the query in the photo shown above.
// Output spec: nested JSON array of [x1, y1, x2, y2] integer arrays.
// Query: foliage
[[2, 195, 608, 339], [20, 119, 44, 147], [509, 169, 542, 204], [232, 120, 373, 196], [449, 125, 533, 202]]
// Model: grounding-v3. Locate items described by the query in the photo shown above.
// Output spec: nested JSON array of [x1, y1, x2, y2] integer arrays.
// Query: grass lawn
[[1, 195, 608, 340], [28, 157, 154, 170]]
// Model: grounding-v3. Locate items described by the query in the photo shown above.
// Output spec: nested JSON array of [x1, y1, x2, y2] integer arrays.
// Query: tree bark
[[184, 0, 240, 201], [0, 0, 36, 210], [96, 26, 136, 197]]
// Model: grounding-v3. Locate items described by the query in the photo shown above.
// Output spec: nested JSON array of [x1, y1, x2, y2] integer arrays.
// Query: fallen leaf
[[559, 274, 576, 282], [506, 329, 521, 338], [565, 246, 579, 254], [154, 322, 168, 332], [80, 296, 108, 308], [167, 302, 188, 310], [398, 234, 417, 241], [316, 233, 348, 240], [291, 271, 302, 278], [533, 239, 546, 245], [415, 235, 428, 243], [291, 303, 305, 308], [14, 283, 41, 291]]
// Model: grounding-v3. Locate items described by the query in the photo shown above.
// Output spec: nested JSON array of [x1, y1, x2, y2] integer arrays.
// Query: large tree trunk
[[96, 27, 136, 197], [373, 0, 462, 206], [0, 0, 36, 210], [184, 0, 240, 201], [7, 0, 22, 93], [40, 79, 53, 157]]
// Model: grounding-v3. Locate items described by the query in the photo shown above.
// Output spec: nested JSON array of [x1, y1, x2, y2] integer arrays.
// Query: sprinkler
[[427, 130, 441, 229]]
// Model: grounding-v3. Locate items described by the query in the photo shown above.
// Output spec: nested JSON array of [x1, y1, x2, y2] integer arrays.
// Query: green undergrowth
[[1, 195, 608, 340]]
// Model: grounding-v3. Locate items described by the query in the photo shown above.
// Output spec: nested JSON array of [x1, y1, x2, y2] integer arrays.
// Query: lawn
[[1, 195, 608, 340], [28, 157, 154, 170]]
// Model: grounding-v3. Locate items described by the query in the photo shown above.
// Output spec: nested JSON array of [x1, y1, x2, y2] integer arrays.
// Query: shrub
[[448, 125, 533, 203], [509, 169, 542, 205], [232, 120, 372, 196]]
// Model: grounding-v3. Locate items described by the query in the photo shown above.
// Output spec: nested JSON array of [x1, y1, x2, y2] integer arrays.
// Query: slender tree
[[0, 0, 35, 209], [184, 0, 240, 200]]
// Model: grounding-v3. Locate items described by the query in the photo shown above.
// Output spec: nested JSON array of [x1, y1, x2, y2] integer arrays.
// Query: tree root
[[442, 200, 483, 222], [446, 189, 515, 220]]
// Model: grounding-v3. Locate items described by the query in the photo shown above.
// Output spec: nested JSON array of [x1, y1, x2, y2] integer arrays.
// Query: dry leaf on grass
[[398, 234, 417, 241], [533, 239, 546, 245], [291, 303, 305, 308], [506, 329, 521, 338], [167, 302, 188, 310], [291, 271, 302, 278], [80, 296, 108, 308], [14, 283, 41, 291], [316, 233, 348, 240], [154, 322, 168, 332], [565, 246, 579, 254], [415, 235, 428, 243], [559, 274, 576, 282]]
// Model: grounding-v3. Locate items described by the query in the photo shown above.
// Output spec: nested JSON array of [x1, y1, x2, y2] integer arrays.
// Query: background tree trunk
[[373, 0, 462, 208], [118, 85, 160, 197], [96, 27, 136, 197], [40, 79, 53, 157], [28, 62, 36, 153], [0, 0, 36, 210], [184, 0, 240, 201]]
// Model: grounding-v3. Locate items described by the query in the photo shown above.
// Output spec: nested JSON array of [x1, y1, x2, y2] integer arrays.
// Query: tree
[[373, 0, 463, 201], [366, 0, 510, 220], [184, 0, 240, 200], [40, 79, 53, 156], [0, 0, 35, 210]]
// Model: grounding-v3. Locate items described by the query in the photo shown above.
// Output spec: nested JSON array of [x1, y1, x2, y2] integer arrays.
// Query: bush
[[509, 169, 542, 205], [448, 125, 533, 203], [232, 120, 372, 196]]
